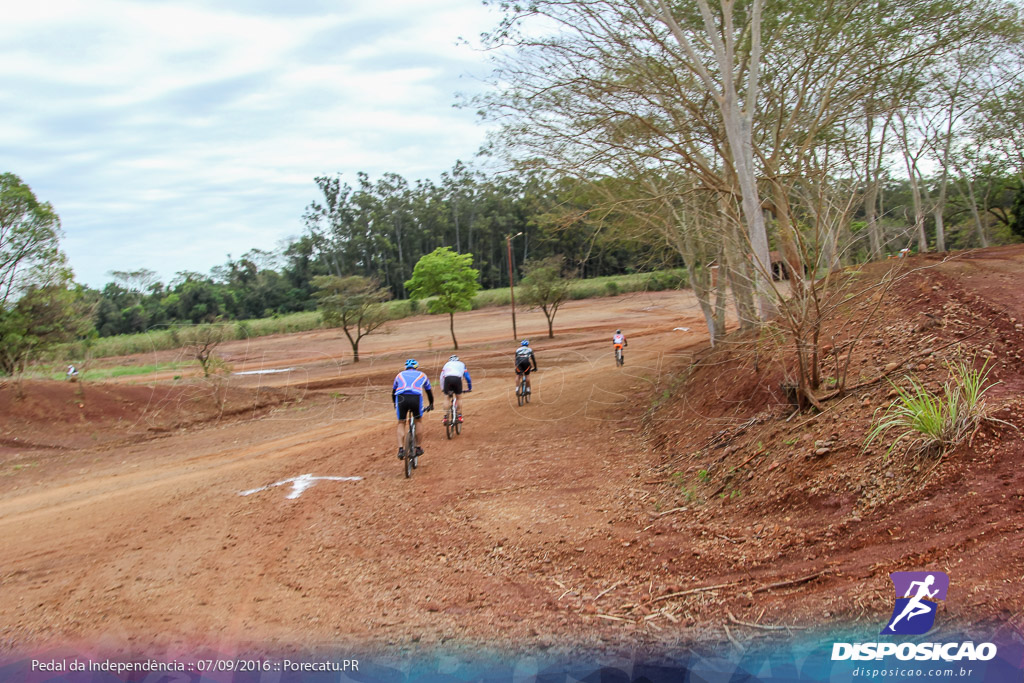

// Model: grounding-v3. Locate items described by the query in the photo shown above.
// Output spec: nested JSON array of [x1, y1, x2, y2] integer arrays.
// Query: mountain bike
[[615, 345, 624, 366], [516, 375, 532, 406], [402, 410, 418, 477], [444, 393, 462, 439]]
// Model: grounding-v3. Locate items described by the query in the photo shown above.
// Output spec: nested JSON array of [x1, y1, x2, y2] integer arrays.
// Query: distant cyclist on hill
[[392, 359, 433, 461], [515, 340, 538, 396], [439, 355, 472, 424], [613, 329, 627, 364]]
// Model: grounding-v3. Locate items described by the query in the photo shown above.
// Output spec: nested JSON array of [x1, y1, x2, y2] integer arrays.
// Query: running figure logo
[[881, 571, 949, 635]]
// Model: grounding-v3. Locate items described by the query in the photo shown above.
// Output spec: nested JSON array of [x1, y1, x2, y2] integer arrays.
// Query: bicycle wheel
[[616, 348, 623, 366], [410, 420, 419, 469], [404, 418, 414, 478], [445, 405, 454, 439], [516, 382, 524, 407]]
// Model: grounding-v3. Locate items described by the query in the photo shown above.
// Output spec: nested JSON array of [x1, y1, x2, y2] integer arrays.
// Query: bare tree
[[313, 275, 391, 362]]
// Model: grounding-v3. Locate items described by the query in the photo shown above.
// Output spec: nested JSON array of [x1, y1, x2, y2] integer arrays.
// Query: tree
[[1, 173, 62, 306], [519, 256, 574, 338], [313, 275, 392, 362], [404, 247, 481, 349], [0, 279, 92, 377], [178, 323, 230, 378]]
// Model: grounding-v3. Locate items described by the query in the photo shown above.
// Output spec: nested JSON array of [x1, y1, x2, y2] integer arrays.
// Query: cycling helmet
[[449, 355, 459, 362], [520, 340, 530, 346], [405, 359, 418, 369], [616, 329, 621, 333]]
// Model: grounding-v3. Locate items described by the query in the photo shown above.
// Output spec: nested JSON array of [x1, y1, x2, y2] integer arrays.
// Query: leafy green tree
[[404, 247, 480, 349], [1012, 182, 1024, 240], [313, 275, 391, 362], [519, 255, 574, 338], [1, 173, 62, 306], [0, 278, 92, 377]]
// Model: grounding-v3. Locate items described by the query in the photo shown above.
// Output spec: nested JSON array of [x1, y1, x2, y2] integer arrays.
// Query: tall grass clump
[[865, 358, 998, 457]]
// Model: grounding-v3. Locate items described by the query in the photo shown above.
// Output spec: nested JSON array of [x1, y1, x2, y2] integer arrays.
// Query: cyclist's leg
[[415, 394, 425, 454], [396, 397, 409, 455]]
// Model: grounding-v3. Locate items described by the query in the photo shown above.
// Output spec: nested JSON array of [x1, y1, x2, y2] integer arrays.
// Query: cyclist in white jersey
[[439, 355, 472, 423], [613, 329, 627, 364]]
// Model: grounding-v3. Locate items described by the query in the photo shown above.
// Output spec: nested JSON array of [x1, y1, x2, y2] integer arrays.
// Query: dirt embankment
[[1, 250, 1023, 660]]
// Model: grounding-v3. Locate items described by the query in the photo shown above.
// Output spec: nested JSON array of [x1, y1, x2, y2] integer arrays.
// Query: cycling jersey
[[439, 360, 472, 391], [613, 333, 625, 346], [515, 346, 537, 372], [392, 369, 433, 420]]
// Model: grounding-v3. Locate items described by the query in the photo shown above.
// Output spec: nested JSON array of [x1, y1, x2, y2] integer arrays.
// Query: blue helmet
[[405, 359, 418, 369], [520, 340, 530, 346]]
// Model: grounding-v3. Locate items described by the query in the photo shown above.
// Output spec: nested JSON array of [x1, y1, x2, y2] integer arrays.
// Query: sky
[[1, 0, 500, 289]]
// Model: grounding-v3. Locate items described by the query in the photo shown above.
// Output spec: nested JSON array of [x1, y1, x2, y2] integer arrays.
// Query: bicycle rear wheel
[[404, 418, 415, 478], [445, 406, 454, 439], [516, 382, 524, 406]]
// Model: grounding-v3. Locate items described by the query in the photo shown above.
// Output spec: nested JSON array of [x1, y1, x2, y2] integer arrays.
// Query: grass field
[[50, 268, 688, 363]]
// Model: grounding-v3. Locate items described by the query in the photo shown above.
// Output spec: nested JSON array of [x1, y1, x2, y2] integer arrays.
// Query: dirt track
[[0, 290, 712, 658], [3, 250, 1024, 661]]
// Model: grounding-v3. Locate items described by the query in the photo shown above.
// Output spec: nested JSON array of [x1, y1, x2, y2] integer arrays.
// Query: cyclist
[[392, 359, 433, 460], [439, 355, 472, 425], [515, 340, 537, 396], [613, 329, 627, 364]]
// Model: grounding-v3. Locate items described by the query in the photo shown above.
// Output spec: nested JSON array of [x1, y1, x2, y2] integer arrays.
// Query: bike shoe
[[397, 448, 405, 460], [415, 446, 424, 457], [457, 414, 463, 422]]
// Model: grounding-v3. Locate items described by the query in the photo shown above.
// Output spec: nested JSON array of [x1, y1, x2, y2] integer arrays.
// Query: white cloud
[[0, 0, 499, 287]]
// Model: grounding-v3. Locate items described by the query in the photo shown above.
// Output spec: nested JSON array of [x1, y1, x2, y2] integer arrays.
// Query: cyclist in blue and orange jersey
[[439, 355, 472, 425], [392, 359, 433, 460], [613, 329, 627, 364], [515, 340, 538, 395]]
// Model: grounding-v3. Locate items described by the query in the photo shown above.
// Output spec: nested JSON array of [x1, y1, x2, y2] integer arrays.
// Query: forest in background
[[3, 0, 1024, 379]]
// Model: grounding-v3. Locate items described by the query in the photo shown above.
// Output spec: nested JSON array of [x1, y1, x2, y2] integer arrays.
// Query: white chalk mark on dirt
[[239, 474, 362, 499]]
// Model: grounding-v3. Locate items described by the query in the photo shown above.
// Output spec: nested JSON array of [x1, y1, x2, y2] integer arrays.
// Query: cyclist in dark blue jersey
[[515, 340, 538, 396], [392, 359, 433, 460]]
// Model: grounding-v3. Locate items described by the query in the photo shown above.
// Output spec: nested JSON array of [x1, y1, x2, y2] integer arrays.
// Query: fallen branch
[[594, 581, 622, 601], [652, 580, 738, 603], [728, 610, 807, 631], [595, 613, 629, 622], [752, 569, 832, 594], [723, 624, 745, 651]]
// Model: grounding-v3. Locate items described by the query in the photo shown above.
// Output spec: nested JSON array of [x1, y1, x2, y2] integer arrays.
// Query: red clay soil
[[1, 249, 1023, 662]]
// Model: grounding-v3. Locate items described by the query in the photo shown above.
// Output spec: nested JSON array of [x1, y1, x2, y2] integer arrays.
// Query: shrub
[[865, 359, 998, 457]]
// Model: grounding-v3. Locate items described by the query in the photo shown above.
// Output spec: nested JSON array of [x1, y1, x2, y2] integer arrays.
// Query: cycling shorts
[[614, 343, 624, 350], [395, 393, 423, 420], [442, 376, 464, 395], [515, 360, 533, 375]]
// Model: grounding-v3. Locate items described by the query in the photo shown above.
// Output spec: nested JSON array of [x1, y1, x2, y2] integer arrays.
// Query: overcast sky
[[1, 0, 499, 288]]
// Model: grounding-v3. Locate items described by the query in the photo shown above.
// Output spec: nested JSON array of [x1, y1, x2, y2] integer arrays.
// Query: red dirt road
[[0, 291, 710, 659], [3, 251, 1024, 662]]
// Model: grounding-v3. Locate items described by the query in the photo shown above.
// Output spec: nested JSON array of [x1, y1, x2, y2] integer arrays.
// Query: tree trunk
[[962, 179, 990, 247], [449, 312, 458, 350]]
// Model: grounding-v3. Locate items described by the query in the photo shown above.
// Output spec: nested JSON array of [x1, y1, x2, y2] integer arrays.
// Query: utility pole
[[506, 232, 523, 339]]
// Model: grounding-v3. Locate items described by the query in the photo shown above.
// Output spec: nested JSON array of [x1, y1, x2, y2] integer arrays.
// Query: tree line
[[2, 0, 1024, 379], [476, 0, 1024, 407]]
